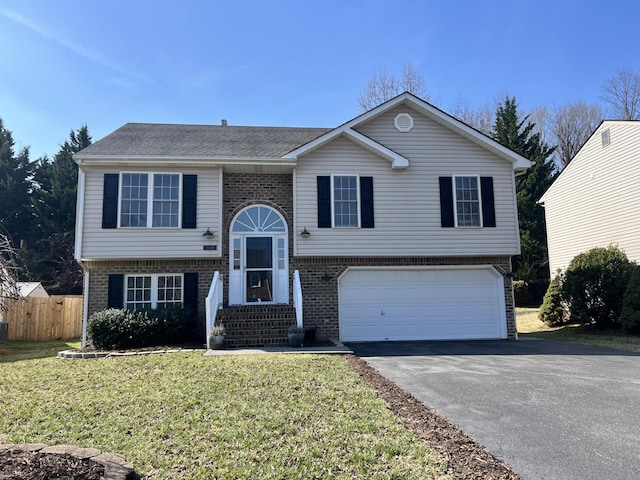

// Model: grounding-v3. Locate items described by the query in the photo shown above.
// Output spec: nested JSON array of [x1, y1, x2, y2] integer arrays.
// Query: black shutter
[[107, 274, 124, 308], [182, 175, 197, 229], [360, 176, 374, 228], [480, 177, 496, 227], [102, 174, 119, 229], [184, 272, 198, 315], [317, 176, 331, 228], [439, 177, 455, 228]]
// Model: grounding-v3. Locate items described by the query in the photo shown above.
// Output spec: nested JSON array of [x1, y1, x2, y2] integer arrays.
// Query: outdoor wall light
[[202, 228, 215, 239], [321, 272, 334, 281], [300, 227, 311, 238]]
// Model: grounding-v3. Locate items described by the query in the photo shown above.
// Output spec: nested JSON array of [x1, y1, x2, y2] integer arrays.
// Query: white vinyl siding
[[295, 105, 520, 257], [79, 167, 222, 259], [541, 122, 640, 274]]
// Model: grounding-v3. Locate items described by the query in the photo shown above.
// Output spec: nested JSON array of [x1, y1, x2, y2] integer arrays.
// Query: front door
[[245, 236, 273, 303], [228, 205, 288, 305]]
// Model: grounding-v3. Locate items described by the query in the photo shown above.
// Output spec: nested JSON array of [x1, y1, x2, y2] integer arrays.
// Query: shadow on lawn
[[0, 340, 81, 363]]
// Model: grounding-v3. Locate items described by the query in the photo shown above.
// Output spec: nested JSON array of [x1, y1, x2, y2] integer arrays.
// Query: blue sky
[[1, 0, 638, 159]]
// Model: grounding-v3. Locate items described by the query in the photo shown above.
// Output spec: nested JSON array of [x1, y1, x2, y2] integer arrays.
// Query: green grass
[[0, 343, 447, 480], [516, 307, 640, 353], [0, 338, 81, 362]]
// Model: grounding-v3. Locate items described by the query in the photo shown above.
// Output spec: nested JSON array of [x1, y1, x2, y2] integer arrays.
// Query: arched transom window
[[231, 206, 286, 233]]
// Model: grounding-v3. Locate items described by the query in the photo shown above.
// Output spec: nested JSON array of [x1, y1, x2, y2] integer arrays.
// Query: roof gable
[[540, 120, 640, 203], [284, 92, 531, 172]]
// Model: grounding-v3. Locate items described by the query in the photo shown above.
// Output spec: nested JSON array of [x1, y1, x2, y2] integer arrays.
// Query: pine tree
[[0, 118, 32, 244], [492, 98, 556, 280], [26, 125, 92, 294], [621, 266, 640, 333]]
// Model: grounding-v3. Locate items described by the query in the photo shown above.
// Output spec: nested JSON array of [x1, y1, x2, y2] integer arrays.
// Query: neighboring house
[[540, 120, 640, 276], [17, 282, 50, 298], [74, 93, 530, 347]]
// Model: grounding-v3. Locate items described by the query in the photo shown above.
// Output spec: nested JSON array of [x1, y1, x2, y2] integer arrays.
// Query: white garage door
[[339, 267, 507, 341]]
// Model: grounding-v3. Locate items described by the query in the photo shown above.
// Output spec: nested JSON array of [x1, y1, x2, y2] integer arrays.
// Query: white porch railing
[[205, 271, 223, 336], [293, 270, 303, 328]]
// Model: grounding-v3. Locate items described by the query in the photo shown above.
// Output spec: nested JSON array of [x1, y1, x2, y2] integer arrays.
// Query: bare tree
[[0, 233, 21, 315], [358, 64, 428, 111], [550, 102, 603, 169], [449, 96, 502, 136], [601, 67, 640, 120]]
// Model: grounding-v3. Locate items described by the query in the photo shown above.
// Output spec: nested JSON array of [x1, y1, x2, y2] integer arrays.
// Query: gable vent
[[394, 113, 414, 132], [601, 129, 610, 147]]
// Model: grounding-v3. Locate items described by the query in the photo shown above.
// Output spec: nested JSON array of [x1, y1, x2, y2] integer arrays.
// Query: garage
[[339, 266, 507, 341]]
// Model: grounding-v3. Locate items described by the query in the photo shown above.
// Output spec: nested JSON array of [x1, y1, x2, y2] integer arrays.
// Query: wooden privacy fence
[[2, 295, 83, 341]]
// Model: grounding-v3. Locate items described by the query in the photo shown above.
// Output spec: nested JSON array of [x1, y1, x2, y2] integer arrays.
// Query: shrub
[[561, 245, 632, 328], [539, 276, 565, 327], [88, 306, 193, 350], [528, 279, 550, 306], [621, 266, 640, 334], [513, 280, 529, 306]]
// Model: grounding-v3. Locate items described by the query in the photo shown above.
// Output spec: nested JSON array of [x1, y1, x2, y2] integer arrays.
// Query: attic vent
[[601, 129, 610, 147], [394, 113, 414, 132]]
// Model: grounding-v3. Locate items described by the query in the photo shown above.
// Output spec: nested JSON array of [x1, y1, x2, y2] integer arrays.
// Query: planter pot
[[208, 335, 225, 350], [288, 332, 304, 348]]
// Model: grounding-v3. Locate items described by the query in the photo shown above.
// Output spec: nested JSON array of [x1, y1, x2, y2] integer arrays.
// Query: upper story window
[[332, 175, 359, 228], [454, 176, 481, 227], [317, 175, 374, 229], [120, 173, 180, 228], [439, 176, 496, 229]]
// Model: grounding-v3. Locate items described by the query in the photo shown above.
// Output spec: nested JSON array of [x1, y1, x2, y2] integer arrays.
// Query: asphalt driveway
[[347, 339, 640, 480]]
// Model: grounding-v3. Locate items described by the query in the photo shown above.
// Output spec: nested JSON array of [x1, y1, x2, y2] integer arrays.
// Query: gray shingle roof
[[77, 123, 332, 158]]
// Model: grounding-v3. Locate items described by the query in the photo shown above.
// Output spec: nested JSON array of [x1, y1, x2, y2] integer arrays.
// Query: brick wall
[[83, 259, 222, 334]]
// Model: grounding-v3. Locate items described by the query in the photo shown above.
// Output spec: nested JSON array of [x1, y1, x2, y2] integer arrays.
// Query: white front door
[[228, 205, 288, 305]]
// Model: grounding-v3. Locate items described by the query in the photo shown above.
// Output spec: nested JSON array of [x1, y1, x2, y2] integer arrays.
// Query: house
[[540, 120, 640, 276], [17, 282, 49, 298], [74, 93, 531, 347]]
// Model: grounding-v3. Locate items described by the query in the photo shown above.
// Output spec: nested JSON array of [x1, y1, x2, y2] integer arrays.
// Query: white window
[[454, 176, 481, 227], [332, 175, 359, 228], [120, 173, 180, 228], [125, 274, 183, 310]]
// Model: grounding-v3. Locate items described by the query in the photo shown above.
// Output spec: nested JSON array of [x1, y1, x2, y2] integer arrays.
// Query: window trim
[[124, 273, 184, 310], [118, 172, 182, 229], [330, 174, 361, 228], [452, 175, 483, 228]]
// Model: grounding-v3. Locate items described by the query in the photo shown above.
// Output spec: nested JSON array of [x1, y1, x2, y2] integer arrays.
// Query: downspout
[[74, 161, 89, 347]]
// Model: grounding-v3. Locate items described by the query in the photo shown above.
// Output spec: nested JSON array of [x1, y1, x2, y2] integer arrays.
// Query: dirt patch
[[0, 450, 104, 480], [0, 349, 20, 356], [345, 355, 522, 480]]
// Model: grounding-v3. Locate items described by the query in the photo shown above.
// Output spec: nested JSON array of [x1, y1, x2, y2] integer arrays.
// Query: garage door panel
[[339, 268, 506, 341]]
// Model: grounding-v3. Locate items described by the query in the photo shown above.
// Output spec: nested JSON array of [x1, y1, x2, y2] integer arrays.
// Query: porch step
[[216, 304, 296, 347]]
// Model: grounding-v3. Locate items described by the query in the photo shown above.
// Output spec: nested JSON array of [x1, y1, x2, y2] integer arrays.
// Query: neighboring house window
[[103, 173, 197, 229], [333, 175, 359, 227], [317, 176, 374, 229], [124, 274, 183, 310], [439, 176, 496, 228], [454, 176, 481, 227]]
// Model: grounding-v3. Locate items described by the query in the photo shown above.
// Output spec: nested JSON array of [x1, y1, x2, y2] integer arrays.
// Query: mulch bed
[[0, 450, 104, 480], [345, 354, 522, 480]]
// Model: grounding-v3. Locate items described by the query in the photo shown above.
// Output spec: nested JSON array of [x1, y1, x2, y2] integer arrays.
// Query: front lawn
[[516, 307, 640, 353], [0, 344, 447, 479]]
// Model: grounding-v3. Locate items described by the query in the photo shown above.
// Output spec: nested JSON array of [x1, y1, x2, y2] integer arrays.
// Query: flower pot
[[288, 332, 304, 348], [208, 335, 225, 350]]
